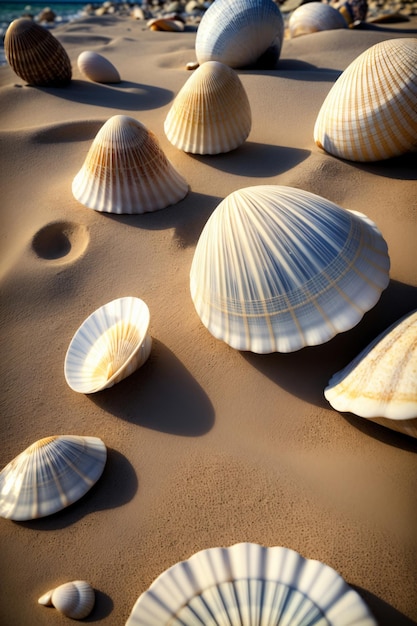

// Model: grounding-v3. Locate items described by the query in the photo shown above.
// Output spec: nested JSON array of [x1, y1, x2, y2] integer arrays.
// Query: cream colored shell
[[39, 580, 95, 620], [288, 2, 348, 37], [77, 50, 120, 83]]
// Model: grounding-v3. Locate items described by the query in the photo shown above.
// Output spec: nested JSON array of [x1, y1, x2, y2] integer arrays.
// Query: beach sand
[[0, 11, 417, 625]]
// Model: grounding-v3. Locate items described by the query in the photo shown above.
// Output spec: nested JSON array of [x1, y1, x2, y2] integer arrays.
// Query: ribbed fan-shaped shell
[[125, 542, 377, 625], [0, 436, 107, 520], [195, 0, 284, 68], [314, 38, 417, 162], [65, 296, 152, 394], [288, 2, 348, 38], [4, 18, 72, 86], [39, 581, 95, 620], [77, 50, 120, 83], [164, 61, 251, 154], [190, 185, 390, 354], [325, 310, 417, 438], [72, 115, 189, 214]]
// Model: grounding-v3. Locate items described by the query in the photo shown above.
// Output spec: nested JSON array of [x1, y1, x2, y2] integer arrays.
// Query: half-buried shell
[[77, 50, 120, 83], [288, 2, 348, 38]]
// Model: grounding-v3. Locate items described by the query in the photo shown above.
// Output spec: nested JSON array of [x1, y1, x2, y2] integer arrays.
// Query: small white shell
[[77, 50, 120, 83], [39, 580, 95, 620], [195, 0, 284, 68], [0, 436, 107, 520], [288, 2, 348, 38], [65, 296, 152, 394], [314, 38, 417, 162], [190, 185, 390, 353], [125, 542, 377, 625], [325, 310, 417, 438], [72, 115, 189, 214], [164, 61, 251, 154]]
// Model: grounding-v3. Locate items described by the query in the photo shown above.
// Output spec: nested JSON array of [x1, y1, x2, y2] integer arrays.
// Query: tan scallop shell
[[39, 580, 95, 620], [4, 18, 72, 86], [72, 115, 189, 214], [164, 61, 251, 154], [77, 50, 120, 83], [288, 2, 348, 38]]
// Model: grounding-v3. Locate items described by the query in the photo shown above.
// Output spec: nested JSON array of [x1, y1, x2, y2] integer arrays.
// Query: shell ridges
[[39, 580, 95, 619]]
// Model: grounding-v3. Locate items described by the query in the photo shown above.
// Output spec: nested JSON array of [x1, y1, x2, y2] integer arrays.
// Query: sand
[[0, 11, 417, 626]]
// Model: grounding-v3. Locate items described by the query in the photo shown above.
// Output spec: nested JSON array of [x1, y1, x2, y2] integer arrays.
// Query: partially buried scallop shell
[[72, 115, 189, 214], [77, 50, 120, 83], [288, 2, 348, 37], [164, 61, 251, 154], [65, 296, 152, 394], [314, 38, 417, 162], [39, 580, 95, 620], [0, 436, 107, 520], [325, 310, 417, 438], [195, 0, 284, 68], [147, 17, 185, 31], [190, 185, 390, 354], [4, 17, 71, 86]]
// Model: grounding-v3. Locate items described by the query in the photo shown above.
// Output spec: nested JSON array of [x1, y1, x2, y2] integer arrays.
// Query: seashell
[[288, 2, 348, 38], [4, 18, 72, 86], [72, 115, 189, 214], [190, 185, 390, 354], [325, 310, 417, 438], [314, 38, 417, 162], [77, 50, 120, 84], [125, 542, 377, 625], [0, 436, 107, 520], [164, 61, 251, 155], [65, 296, 152, 394], [335, 0, 368, 25], [147, 17, 185, 31], [39, 580, 95, 620], [195, 0, 284, 68]]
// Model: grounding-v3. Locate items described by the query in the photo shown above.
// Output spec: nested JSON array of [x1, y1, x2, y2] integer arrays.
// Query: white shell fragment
[[65, 296, 152, 394], [72, 115, 189, 214], [195, 0, 284, 68], [164, 61, 251, 154], [288, 2, 348, 37], [125, 542, 377, 625], [0, 436, 107, 520], [325, 310, 417, 438], [77, 50, 120, 83], [39, 580, 95, 620], [190, 185, 390, 354], [314, 38, 417, 162]]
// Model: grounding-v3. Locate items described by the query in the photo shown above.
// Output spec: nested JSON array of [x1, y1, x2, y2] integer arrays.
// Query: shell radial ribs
[[190, 185, 390, 353], [39, 580, 95, 620]]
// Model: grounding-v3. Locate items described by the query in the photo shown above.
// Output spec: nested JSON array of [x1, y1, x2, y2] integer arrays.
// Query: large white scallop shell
[[164, 61, 251, 155], [195, 0, 284, 68], [39, 580, 95, 620], [72, 115, 189, 214], [325, 309, 417, 438], [288, 2, 348, 38], [314, 38, 417, 162], [65, 296, 152, 394], [0, 436, 107, 520], [4, 18, 72, 86], [77, 50, 120, 83], [190, 185, 390, 354], [125, 542, 377, 625]]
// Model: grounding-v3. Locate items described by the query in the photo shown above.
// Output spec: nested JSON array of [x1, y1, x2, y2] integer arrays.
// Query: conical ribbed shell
[[77, 50, 120, 83], [39, 580, 95, 619], [0, 436, 107, 520], [195, 0, 284, 68], [72, 115, 189, 214], [65, 297, 152, 394], [125, 543, 377, 625], [325, 310, 417, 438], [4, 18, 72, 86], [314, 38, 417, 162], [190, 185, 390, 354], [164, 61, 251, 155], [288, 2, 348, 38]]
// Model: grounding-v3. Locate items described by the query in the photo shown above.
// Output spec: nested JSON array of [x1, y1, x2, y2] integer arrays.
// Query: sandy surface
[[0, 12, 417, 625]]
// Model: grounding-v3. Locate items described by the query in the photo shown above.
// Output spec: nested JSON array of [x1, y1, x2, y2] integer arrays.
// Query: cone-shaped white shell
[[288, 2, 348, 38], [65, 297, 152, 394], [164, 61, 251, 155], [77, 50, 120, 83], [72, 115, 189, 214], [195, 0, 284, 68], [325, 310, 417, 438], [190, 185, 390, 354], [314, 38, 417, 162], [39, 580, 95, 620], [0, 436, 107, 520], [125, 542, 377, 625], [4, 18, 72, 86]]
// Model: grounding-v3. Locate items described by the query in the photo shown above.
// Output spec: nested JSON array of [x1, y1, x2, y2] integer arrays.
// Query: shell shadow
[[351, 584, 417, 626], [240, 63, 342, 81], [89, 339, 215, 436], [349, 151, 417, 181], [15, 448, 138, 530], [84, 589, 113, 622]]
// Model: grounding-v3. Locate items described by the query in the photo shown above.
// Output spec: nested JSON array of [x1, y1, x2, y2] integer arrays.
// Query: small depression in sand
[[32, 221, 89, 262]]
